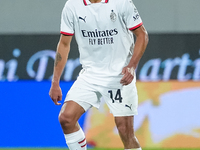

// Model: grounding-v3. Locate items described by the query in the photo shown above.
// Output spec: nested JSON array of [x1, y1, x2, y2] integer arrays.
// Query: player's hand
[[120, 66, 135, 86], [49, 82, 62, 105]]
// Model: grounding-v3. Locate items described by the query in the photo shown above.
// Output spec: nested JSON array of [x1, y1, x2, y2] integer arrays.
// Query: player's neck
[[89, 0, 102, 3]]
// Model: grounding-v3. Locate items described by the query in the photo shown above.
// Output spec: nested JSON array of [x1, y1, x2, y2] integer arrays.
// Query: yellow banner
[[84, 81, 200, 148]]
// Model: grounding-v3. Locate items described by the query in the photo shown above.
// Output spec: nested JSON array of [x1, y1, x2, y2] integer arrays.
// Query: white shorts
[[64, 77, 138, 116]]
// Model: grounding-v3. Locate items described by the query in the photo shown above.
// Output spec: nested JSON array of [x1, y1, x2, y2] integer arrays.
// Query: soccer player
[[49, 0, 148, 149]]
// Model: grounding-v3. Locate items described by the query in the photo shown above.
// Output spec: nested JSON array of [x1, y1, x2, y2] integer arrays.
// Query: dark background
[[0, 34, 200, 81]]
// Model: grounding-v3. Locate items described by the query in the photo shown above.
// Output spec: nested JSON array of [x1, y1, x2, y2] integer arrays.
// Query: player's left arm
[[120, 25, 149, 85]]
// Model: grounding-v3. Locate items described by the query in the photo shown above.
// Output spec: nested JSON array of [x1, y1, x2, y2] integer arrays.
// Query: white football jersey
[[61, 0, 143, 88]]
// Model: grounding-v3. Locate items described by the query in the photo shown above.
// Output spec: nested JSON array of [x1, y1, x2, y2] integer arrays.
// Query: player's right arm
[[49, 34, 73, 105]]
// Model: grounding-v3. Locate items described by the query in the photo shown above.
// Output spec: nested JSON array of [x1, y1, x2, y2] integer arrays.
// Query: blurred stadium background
[[0, 0, 200, 149]]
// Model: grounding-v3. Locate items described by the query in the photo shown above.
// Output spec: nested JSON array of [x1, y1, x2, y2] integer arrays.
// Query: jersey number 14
[[108, 89, 123, 103]]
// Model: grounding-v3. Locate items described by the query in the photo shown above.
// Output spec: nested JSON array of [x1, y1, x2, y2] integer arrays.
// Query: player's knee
[[58, 111, 74, 127]]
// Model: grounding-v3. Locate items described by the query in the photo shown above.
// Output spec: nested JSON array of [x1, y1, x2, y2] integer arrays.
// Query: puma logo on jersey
[[79, 16, 86, 23], [125, 104, 132, 110]]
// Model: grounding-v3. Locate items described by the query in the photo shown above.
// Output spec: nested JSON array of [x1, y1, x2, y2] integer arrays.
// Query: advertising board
[[0, 34, 199, 148], [0, 34, 200, 81], [84, 81, 200, 148]]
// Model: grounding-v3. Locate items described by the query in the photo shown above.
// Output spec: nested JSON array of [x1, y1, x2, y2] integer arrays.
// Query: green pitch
[[0, 148, 200, 150]]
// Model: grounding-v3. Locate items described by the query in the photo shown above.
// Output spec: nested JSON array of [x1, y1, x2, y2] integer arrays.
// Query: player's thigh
[[102, 80, 138, 116], [64, 77, 102, 111]]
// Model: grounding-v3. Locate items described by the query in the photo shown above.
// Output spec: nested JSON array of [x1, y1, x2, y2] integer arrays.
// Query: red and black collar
[[83, 0, 109, 6]]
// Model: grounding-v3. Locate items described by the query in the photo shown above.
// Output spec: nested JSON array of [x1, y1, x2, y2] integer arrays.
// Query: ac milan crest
[[110, 10, 116, 22]]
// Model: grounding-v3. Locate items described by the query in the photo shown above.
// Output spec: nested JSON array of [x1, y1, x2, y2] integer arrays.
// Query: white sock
[[125, 148, 142, 150], [64, 128, 87, 150]]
